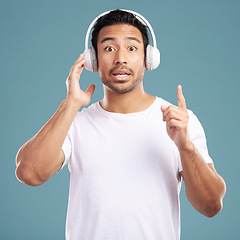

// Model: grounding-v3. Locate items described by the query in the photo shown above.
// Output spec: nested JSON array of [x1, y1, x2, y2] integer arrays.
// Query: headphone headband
[[85, 9, 158, 51]]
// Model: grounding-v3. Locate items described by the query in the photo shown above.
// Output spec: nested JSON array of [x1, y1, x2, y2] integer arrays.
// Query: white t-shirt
[[61, 97, 213, 240]]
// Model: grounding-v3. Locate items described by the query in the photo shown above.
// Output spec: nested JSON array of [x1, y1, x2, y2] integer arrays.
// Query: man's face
[[97, 24, 146, 94]]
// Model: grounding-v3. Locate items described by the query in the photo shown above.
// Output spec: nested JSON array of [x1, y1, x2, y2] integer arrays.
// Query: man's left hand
[[161, 85, 190, 150]]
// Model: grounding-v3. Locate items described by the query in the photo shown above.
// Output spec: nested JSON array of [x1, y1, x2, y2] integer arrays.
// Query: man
[[16, 9, 226, 240]]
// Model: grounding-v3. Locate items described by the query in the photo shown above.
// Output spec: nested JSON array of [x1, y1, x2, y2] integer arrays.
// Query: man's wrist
[[62, 97, 84, 111], [178, 141, 196, 154]]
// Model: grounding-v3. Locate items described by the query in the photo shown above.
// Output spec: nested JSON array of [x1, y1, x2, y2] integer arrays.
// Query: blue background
[[0, 0, 239, 239]]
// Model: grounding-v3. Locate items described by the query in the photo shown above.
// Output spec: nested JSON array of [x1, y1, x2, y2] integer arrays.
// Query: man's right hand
[[66, 54, 95, 108], [15, 54, 96, 186]]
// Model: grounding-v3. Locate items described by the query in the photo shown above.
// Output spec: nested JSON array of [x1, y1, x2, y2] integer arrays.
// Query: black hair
[[91, 9, 149, 59]]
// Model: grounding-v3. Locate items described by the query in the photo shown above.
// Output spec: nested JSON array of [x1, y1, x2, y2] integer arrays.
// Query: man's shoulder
[[73, 101, 100, 121], [79, 101, 99, 114], [154, 96, 174, 108]]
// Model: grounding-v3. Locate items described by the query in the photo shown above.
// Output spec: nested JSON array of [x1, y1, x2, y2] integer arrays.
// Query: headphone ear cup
[[145, 45, 160, 71], [83, 46, 98, 72]]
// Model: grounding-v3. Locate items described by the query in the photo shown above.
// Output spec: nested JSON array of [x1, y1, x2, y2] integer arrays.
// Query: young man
[[16, 10, 226, 240]]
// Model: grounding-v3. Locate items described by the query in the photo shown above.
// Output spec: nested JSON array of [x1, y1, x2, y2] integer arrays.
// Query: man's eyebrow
[[100, 36, 142, 44], [126, 37, 142, 43], [100, 37, 115, 44]]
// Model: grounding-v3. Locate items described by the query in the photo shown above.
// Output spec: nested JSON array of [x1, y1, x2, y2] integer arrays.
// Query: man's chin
[[107, 86, 134, 94], [105, 82, 142, 95], [102, 76, 144, 95]]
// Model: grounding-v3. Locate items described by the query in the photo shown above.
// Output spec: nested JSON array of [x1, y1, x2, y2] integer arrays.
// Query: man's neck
[[99, 84, 156, 114]]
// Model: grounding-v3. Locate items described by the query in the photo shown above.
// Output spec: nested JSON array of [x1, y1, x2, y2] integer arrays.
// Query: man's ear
[[145, 45, 160, 71], [83, 47, 98, 72]]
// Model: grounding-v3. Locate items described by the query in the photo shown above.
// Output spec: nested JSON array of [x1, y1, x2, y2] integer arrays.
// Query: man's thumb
[[86, 84, 96, 98], [161, 105, 167, 113]]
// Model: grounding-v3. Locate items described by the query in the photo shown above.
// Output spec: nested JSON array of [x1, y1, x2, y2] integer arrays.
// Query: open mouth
[[111, 68, 131, 79], [113, 73, 130, 78]]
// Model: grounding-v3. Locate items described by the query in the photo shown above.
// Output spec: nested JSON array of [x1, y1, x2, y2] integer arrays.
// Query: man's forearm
[[16, 54, 95, 186], [179, 142, 226, 217], [15, 99, 81, 186]]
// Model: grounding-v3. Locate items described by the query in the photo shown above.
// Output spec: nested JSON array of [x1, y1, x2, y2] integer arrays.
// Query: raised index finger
[[177, 85, 187, 110]]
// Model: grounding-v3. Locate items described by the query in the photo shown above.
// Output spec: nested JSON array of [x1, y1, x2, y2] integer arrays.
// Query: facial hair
[[100, 65, 145, 94]]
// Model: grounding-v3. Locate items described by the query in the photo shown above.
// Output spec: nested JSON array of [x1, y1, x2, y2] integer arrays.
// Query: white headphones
[[83, 9, 160, 72]]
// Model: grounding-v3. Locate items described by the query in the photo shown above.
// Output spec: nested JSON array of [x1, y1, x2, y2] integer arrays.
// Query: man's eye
[[128, 46, 137, 51], [105, 46, 114, 52]]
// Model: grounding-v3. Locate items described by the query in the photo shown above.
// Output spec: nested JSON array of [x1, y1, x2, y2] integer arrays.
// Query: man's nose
[[114, 48, 127, 65]]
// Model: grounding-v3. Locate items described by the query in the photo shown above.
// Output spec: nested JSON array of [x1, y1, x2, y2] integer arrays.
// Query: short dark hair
[[91, 9, 149, 59]]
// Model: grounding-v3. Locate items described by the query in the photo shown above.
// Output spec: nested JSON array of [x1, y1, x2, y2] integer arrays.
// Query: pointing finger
[[177, 85, 187, 110]]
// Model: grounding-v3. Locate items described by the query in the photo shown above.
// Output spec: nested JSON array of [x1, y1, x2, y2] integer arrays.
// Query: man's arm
[[179, 146, 226, 217], [15, 54, 95, 186], [161, 85, 226, 217]]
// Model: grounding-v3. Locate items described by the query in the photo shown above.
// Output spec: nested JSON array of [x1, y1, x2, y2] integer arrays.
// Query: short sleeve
[[59, 134, 72, 171], [178, 110, 213, 172]]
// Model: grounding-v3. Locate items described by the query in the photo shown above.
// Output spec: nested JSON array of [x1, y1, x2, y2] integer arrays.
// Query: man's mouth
[[111, 68, 132, 80], [113, 73, 130, 78]]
